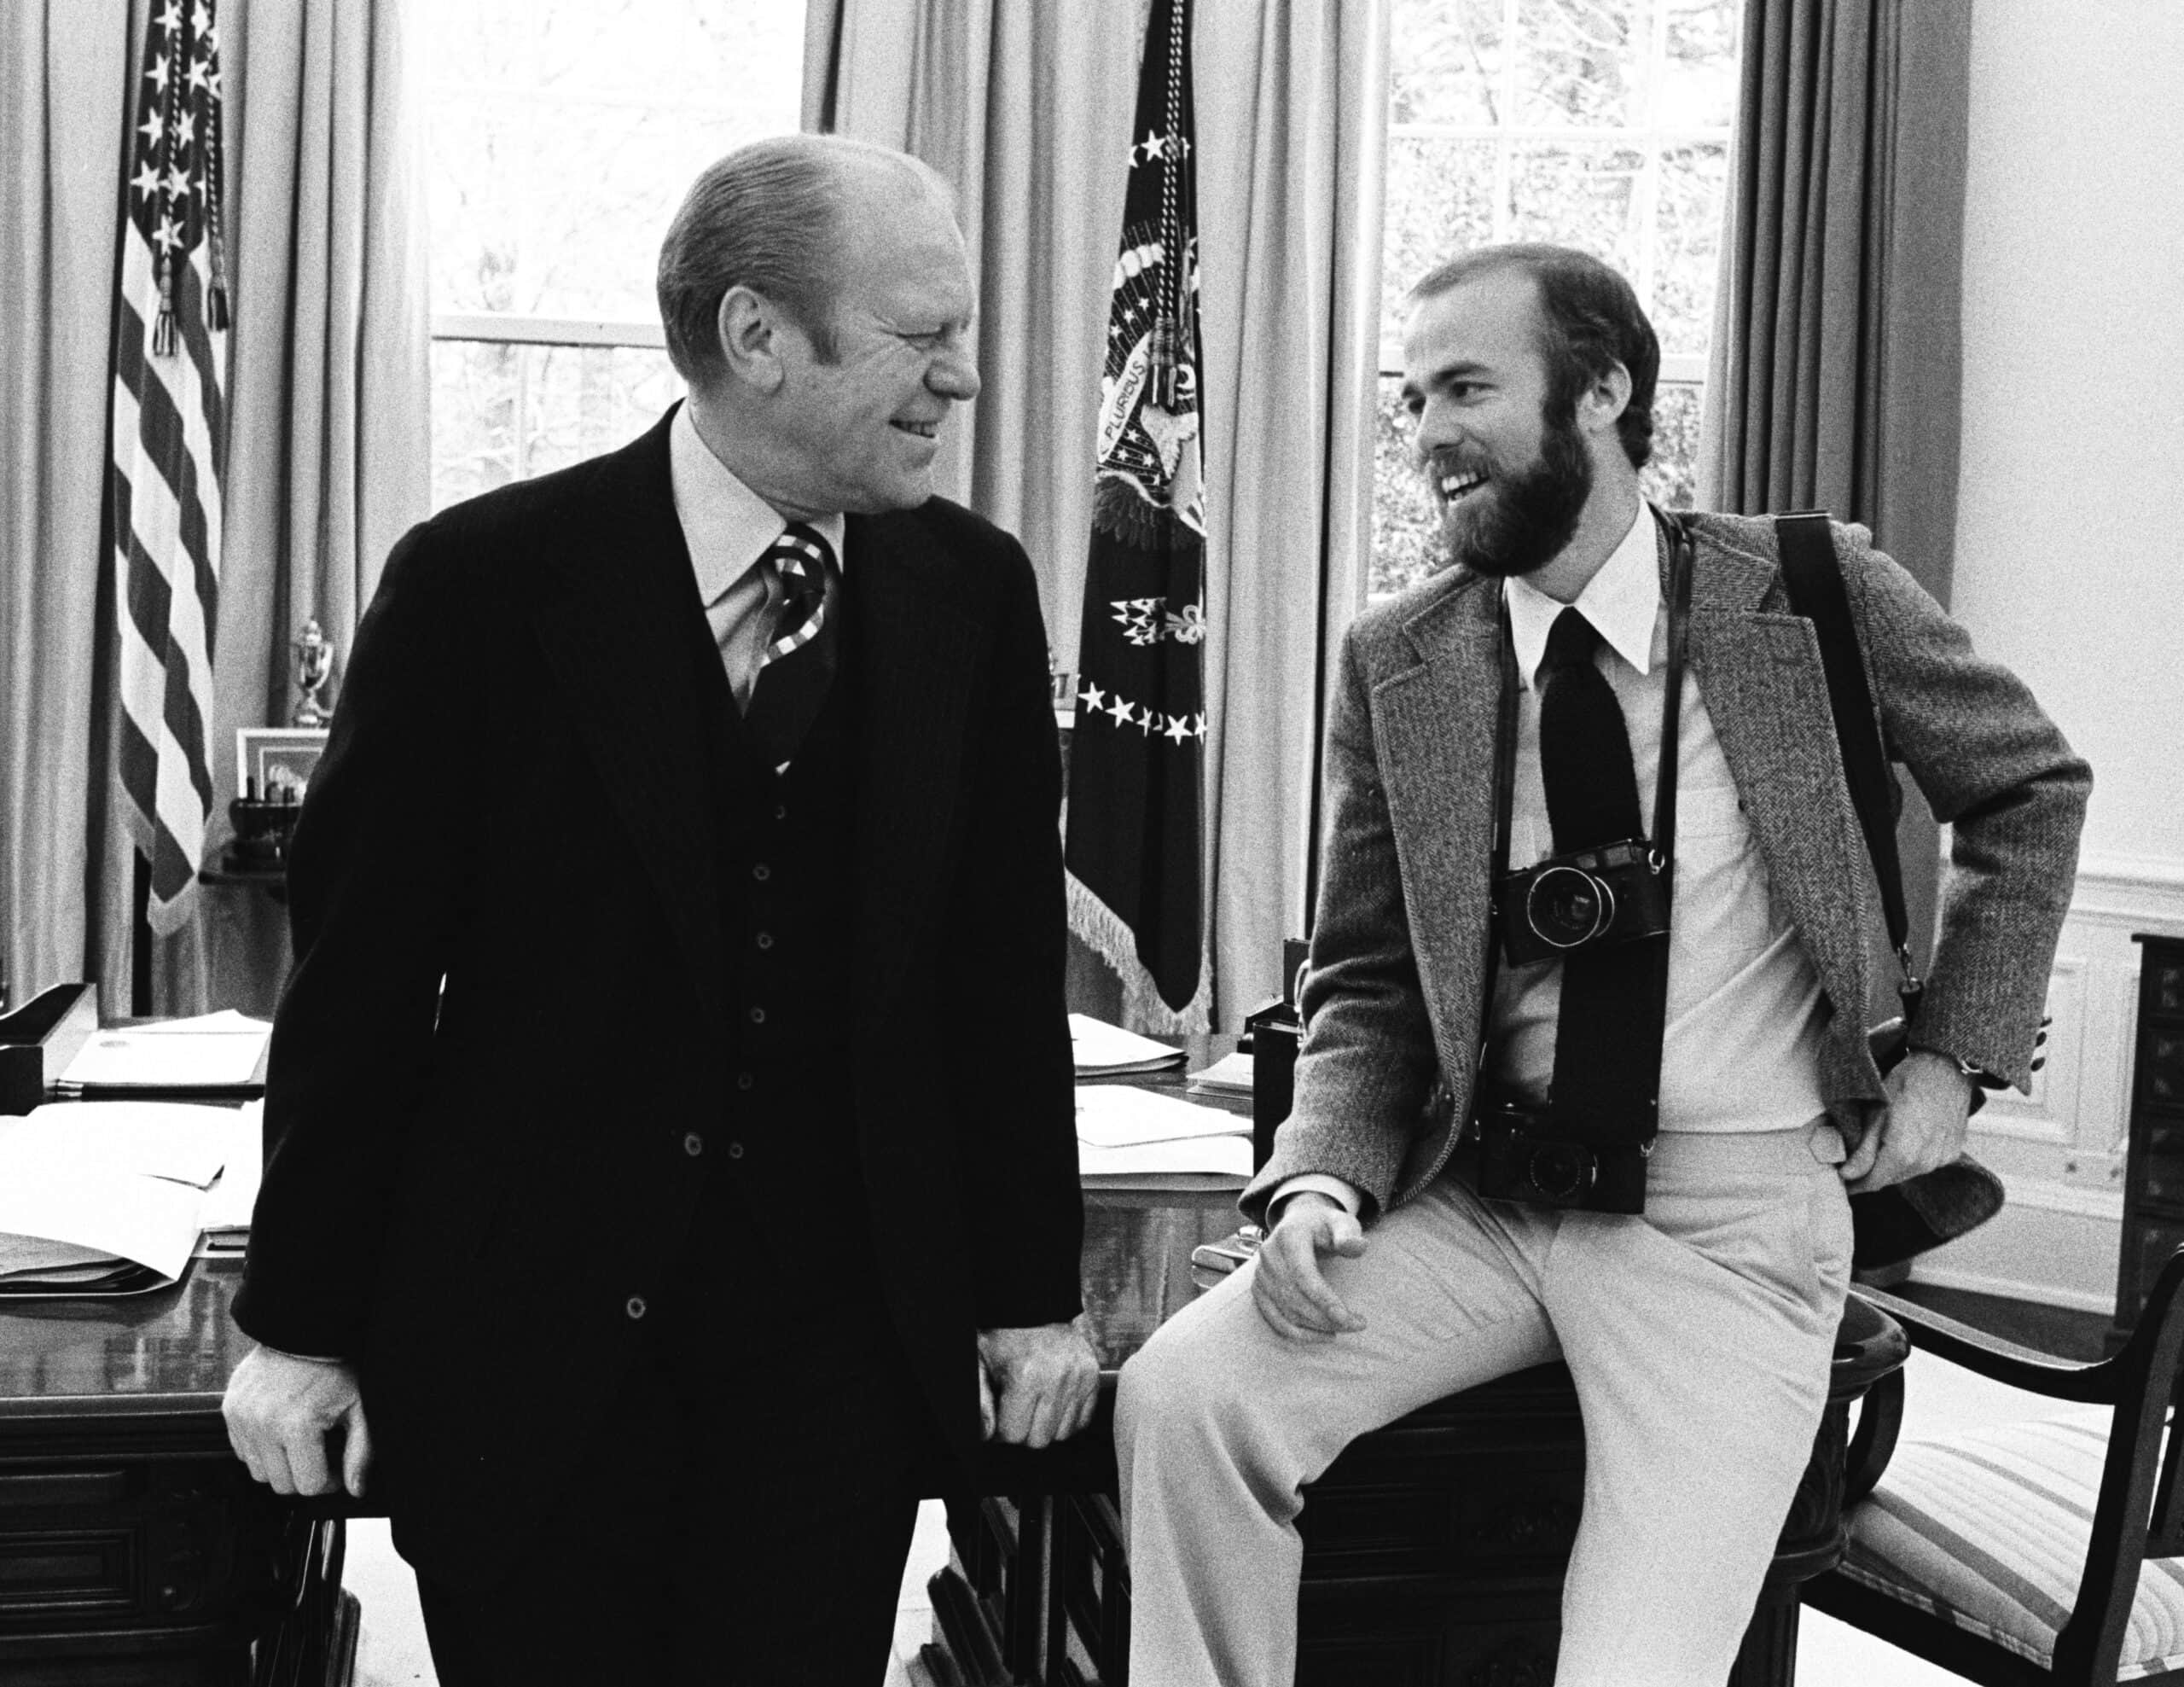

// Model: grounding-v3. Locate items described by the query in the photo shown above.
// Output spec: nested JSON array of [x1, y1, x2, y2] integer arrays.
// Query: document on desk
[[56, 1009, 270, 1091], [0, 1101, 245, 1287], [195, 1102, 264, 1242], [1075, 1084, 1252, 1179], [1069, 1014, 1187, 1075]]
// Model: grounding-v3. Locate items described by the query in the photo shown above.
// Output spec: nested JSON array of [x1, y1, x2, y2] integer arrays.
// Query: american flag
[[108, 0, 229, 935]]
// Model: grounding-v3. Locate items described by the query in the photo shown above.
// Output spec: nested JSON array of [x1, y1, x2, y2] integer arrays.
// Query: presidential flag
[[108, 0, 230, 935], [1064, 0, 1210, 1031]]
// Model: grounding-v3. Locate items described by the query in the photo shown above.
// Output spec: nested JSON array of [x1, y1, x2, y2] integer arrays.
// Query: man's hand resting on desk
[[223, 1344, 372, 1498], [978, 1318, 1100, 1447]]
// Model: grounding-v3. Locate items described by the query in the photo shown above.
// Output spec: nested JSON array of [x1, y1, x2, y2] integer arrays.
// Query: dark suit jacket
[[233, 411, 1083, 1577]]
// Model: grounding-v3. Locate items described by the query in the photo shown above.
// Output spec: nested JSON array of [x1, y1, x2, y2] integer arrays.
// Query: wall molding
[[1909, 1259, 2117, 1318], [2068, 852, 2184, 931]]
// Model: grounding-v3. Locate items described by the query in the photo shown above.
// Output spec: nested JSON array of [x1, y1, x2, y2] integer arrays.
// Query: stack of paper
[[55, 1009, 270, 1094], [1075, 1084, 1252, 1181], [0, 1101, 251, 1291], [1069, 1014, 1186, 1076], [1186, 1051, 1255, 1097]]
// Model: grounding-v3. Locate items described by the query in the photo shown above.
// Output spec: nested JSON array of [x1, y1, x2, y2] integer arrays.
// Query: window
[[1373, 0, 1742, 596], [421, 0, 807, 512]]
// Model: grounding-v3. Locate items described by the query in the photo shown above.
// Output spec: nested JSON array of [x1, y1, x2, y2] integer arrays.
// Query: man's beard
[[1431, 405, 1593, 579]]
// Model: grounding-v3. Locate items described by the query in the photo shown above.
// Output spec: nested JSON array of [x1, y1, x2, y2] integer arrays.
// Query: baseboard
[[1906, 1258, 2117, 1317]]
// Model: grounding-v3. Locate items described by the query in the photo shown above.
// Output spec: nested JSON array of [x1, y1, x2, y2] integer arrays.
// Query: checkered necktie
[[742, 523, 839, 770]]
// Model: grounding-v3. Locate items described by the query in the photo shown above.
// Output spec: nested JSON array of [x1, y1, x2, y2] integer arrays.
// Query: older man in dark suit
[[222, 134, 1097, 1685]]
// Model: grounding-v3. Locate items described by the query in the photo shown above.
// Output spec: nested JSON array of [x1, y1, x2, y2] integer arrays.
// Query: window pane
[[424, 0, 804, 322], [431, 340, 518, 509], [1658, 0, 1742, 128], [1506, 143, 1644, 271], [1371, 376, 1443, 600], [524, 345, 684, 475], [1515, 0, 1645, 129], [430, 341, 682, 513], [1382, 137, 1499, 337], [1389, 0, 1506, 127], [1638, 379, 1704, 510], [1653, 143, 1728, 356]]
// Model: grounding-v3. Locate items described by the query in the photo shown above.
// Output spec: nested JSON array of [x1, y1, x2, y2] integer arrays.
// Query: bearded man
[[1113, 244, 2088, 1685]]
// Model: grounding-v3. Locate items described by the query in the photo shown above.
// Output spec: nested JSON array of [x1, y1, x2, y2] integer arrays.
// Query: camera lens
[[1527, 1143, 1594, 1201], [1525, 865, 1616, 949]]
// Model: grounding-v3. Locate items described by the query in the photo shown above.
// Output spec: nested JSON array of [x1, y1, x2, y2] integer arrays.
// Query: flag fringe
[[1067, 872, 1211, 1036]]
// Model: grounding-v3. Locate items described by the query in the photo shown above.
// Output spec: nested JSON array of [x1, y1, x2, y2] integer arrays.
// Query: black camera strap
[[1479, 507, 1695, 1149]]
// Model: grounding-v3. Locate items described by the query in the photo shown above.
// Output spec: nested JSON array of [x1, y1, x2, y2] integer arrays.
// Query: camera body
[[1497, 837, 1670, 968], [1472, 1100, 1648, 1214]]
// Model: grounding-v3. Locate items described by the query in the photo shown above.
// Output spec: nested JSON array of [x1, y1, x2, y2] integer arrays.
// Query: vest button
[[752, 863, 771, 881], [735, 1072, 754, 1091], [749, 1006, 766, 1025], [625, 1295, 648, 1321], [755, 931, 774, 950], [682, 1131, 704, 1157], [727, 1141, 746, 1161], [774, 803, 788, 821]]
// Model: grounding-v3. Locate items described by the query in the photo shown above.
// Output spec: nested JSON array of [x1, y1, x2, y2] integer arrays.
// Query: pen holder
[[225, 797, 300, 869]]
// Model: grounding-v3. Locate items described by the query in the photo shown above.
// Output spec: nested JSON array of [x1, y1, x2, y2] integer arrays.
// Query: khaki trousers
[[1116, 1124, 1854, 1686]]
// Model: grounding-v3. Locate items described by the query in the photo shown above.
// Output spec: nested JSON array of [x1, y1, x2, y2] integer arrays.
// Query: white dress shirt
[[1279, 500, 1830, 1218], [667, 402, 847, 709]]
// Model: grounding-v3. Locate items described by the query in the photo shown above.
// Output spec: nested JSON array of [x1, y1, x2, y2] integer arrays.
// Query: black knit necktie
[[1536, 607, 1666, 1146], [1538, 608, 1641, 852], [742, 523, 839, 770]]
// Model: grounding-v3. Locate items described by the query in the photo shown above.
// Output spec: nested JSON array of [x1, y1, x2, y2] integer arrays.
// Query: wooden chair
[[1806, 1249, 2184, 1684]]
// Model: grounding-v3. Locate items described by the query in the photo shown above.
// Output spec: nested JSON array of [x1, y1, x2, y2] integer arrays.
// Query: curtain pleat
[[811, 0, 1387, 1026], [0, 2, 135, 1009], [1701, 0, 1973, 976]]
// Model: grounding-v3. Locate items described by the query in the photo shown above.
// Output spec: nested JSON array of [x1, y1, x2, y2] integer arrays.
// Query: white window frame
[[1378, 0, 1735, 381], [429, 315, 677, 488]]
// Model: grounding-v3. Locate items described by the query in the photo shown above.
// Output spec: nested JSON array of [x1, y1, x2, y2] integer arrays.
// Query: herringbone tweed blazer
[[1243, 510, 2090, 1224]]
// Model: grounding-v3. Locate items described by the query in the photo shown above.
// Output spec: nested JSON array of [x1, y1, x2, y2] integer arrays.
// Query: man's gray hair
[[656, 133, 951, 383]]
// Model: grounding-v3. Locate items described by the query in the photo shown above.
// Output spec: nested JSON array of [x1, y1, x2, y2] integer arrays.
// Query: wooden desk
[[0, 1255, 350, 1685]]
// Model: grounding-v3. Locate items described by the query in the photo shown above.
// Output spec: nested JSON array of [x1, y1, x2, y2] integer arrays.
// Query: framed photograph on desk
[[237, 726, 328, 801]]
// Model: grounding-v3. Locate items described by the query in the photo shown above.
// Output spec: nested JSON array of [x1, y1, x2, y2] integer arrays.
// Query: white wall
[[1951, 0, 2184, 874], [1915, 2, 2184, 1311]]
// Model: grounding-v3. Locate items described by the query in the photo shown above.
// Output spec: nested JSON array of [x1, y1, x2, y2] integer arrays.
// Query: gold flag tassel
[[202, 32, 230, 333]]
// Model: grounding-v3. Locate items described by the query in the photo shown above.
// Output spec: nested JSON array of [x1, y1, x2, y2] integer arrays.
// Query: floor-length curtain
[[1699, 0, 1973, 975], [89, 0, 430, 1015], [0, 3, 135, 1010], [808, 0, 1388, 1027]]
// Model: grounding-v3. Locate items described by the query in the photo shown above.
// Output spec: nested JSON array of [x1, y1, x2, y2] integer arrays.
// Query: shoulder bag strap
[[1773, 511, 1918, 993]]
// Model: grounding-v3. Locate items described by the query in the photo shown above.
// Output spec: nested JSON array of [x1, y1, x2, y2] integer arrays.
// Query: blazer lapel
[[528, 416, 727, 1028], [1379, 579, 1503, 1088], [1680, 526, 1872, 1027], [846, 512, 987, 1041]]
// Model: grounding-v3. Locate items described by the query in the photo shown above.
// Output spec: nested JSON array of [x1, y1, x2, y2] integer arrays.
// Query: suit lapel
[[1380, 579, 1502, 1087], [528, 415, 728, 1028], [847, 511, 987, 1041], [1679, 524, 1872, 1024]]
